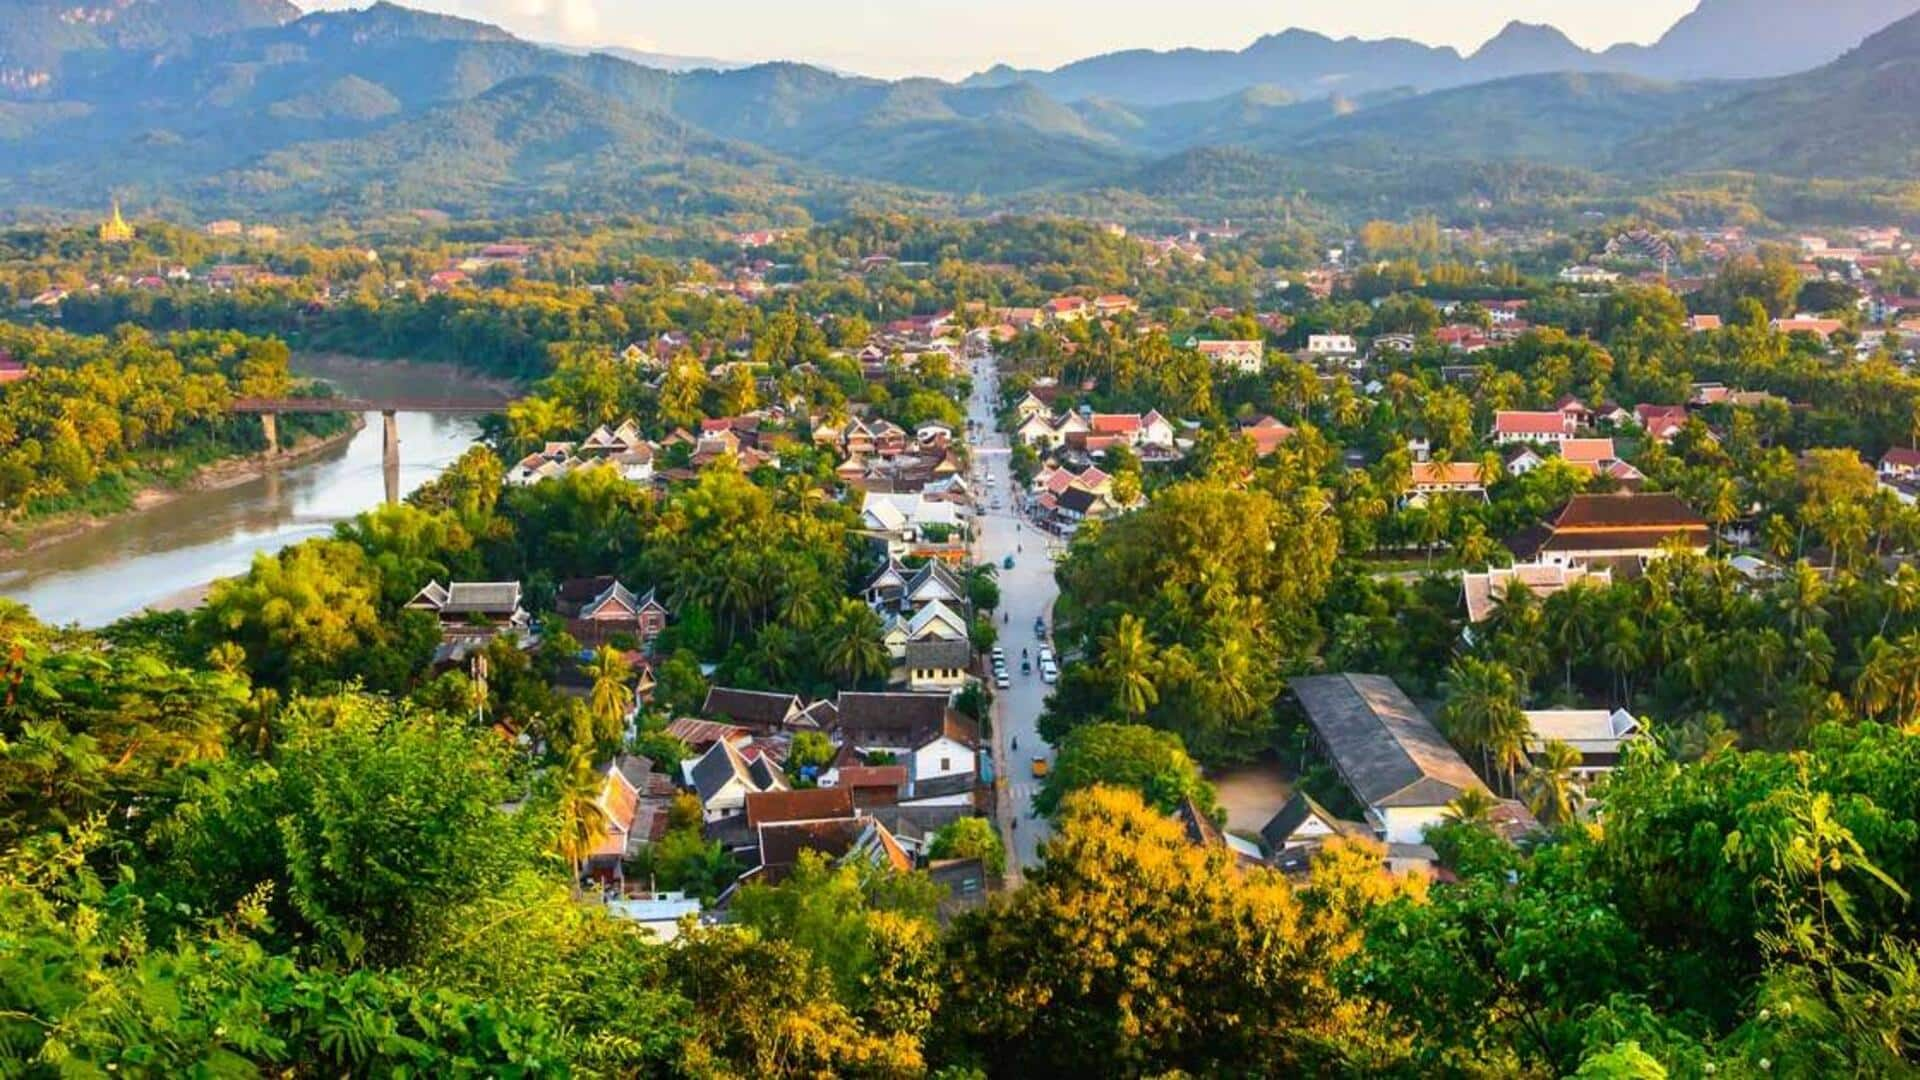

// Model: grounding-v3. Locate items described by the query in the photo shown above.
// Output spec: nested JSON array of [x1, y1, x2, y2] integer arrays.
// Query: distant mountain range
[[2, 0, 1919, 219], [964, 0, 1920, 105]]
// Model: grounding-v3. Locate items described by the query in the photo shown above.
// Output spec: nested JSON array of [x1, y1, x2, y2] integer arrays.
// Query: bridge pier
[[381, 410, 400, 505], [260, 412, 279, 456]]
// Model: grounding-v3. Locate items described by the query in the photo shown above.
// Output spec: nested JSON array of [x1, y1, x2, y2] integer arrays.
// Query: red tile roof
[[1495, 411, 1573, 436]]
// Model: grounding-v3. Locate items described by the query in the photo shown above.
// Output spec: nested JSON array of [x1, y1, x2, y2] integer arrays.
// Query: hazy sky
[[309, 0, 1702, 79]]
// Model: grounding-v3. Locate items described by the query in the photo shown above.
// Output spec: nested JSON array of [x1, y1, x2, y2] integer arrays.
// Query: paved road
[[965, 353, 1060, 877]]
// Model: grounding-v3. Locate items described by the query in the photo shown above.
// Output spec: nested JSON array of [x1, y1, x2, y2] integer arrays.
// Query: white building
[[1523, 708, 1644, 779], [1306, 334, 1358, 357]]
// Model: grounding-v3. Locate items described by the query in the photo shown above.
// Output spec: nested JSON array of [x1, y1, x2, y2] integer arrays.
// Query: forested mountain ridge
[[1617, 10, 1920, 178], [965, 0, 1920, 105], [0, 0, 296, 95], [5, 0, 1920, 219]]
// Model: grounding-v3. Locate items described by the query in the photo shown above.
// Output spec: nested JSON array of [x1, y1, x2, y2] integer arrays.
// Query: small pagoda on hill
[[99, 199, 134, 244]]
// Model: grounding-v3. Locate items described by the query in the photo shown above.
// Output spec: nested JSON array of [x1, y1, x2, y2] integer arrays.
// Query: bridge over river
[[231, 395, 513, 503]]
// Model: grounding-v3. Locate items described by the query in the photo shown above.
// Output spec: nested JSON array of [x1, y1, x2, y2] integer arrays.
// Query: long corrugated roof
[[1291, 674, 1487, 810]]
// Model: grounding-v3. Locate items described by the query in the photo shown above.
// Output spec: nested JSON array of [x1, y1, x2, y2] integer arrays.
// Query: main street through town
[[966, 350, 1059, 878]]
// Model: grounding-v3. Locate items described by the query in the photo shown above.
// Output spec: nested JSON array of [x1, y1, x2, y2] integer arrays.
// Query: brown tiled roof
[[835, 692, 953, 745], [1549, 493, 1705, 529], [1539, 527, 1711, 554], [836, 765, 908, 790], [745, 787, 855, 828], [757, 819, 868, 879], [664, 717, 750, 750], [703, 687, 800, 729]]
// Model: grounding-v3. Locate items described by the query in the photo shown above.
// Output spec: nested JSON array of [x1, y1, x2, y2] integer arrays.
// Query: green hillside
[[1617, 10, 1920, 177], [200, 75, 795, 216], [0, 0, 296, 94], [1293, 72, 1738, 168], [1, 0, 1918, 220]]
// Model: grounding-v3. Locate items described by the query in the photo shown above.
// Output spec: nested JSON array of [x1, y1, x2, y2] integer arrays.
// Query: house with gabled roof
[[1507, 492, 1710, 569], [1013, 391, 1052, 423], [664, 717, 752, 754], [747, 816, 913, 886], [1196, 339, 1266, 374], [862, 558, 913, 609], [903, 560, 966, 611], [1492, 410, 1576, 445], [702, 687, 807, 731], [904, 638, 973, 693], [1880, 447, 1920, 482], [557, 577, 667, 647], [1406, 461, 1487, 506], [683, 737, 790, 821], [1635, 404, 1690, 444], [1260, 791, 1371, 855], [405, 581, 531, 641], [833, 692, 980, 785], [1238, 415, 1294, 457], [1523, 708, 1644, 779], [1461, 563, 1613, 624], [907, 599, 968, 642], [1174, 796, 1265, 867], [1559, 438, 1646, 490], [745, 786, 854, 829]]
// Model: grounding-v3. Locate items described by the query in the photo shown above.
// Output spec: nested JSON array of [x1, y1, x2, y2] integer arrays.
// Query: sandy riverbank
[[0, 416, 366, 561]]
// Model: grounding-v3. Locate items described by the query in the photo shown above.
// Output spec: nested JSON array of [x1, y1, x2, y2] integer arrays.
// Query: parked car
[[1040, 659, 1058, 684], [1038, 646, 1055, 667]]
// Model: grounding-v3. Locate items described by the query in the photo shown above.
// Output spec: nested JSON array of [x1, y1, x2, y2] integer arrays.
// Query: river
[[0, 357, 501, 627]]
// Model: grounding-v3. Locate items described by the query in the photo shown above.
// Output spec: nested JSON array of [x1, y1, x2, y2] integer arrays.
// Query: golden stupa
[[99, 199, 134, 244]]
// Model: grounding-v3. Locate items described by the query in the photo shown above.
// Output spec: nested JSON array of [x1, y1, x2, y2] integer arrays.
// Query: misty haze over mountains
[[0, 0, 1917, 216], [961, 0, 1920, 104]]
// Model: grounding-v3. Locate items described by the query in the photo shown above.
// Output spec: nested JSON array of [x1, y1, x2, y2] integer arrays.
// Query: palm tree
[[757, 625, 804, 685], [1778, 562, 1828, 638], [1544, 586, 1595, 697], [1599, 618, 1641, 704], [1199, 634, 1258, 722], [1764, 514, 1797, 563], [1441, 787, 1498, 826], [1856, 633, 1920, 729], [1441, 656, 1528, 792], [1879, 564, 1920, 636], [1519, 740, 1584, 828], [817, 599, 888, 686], [1706, 478, 1741, 553], [1098, 613, 1160, 721], [554, 746, 609, 900], [1485, 706, 1532, 798], [1476, 451, 1505, 490], [583, 647, 635, 744]]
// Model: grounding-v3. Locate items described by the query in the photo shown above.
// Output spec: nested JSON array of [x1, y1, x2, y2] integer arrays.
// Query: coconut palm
[[554, 745, 609, 899], [1441, 656, 1528, 792], [1879, 563, 1920, 636], [1856, 633, 1920, 729], [1599, 617, 1642, 703], [1777, 562, 1828, 638], [1098, 613, 1161, 722], [1519, 740, 1584, 828], [816, 598, 889, 686], [583, 647, 634, 744], [1442, 787, 1498, 826]]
